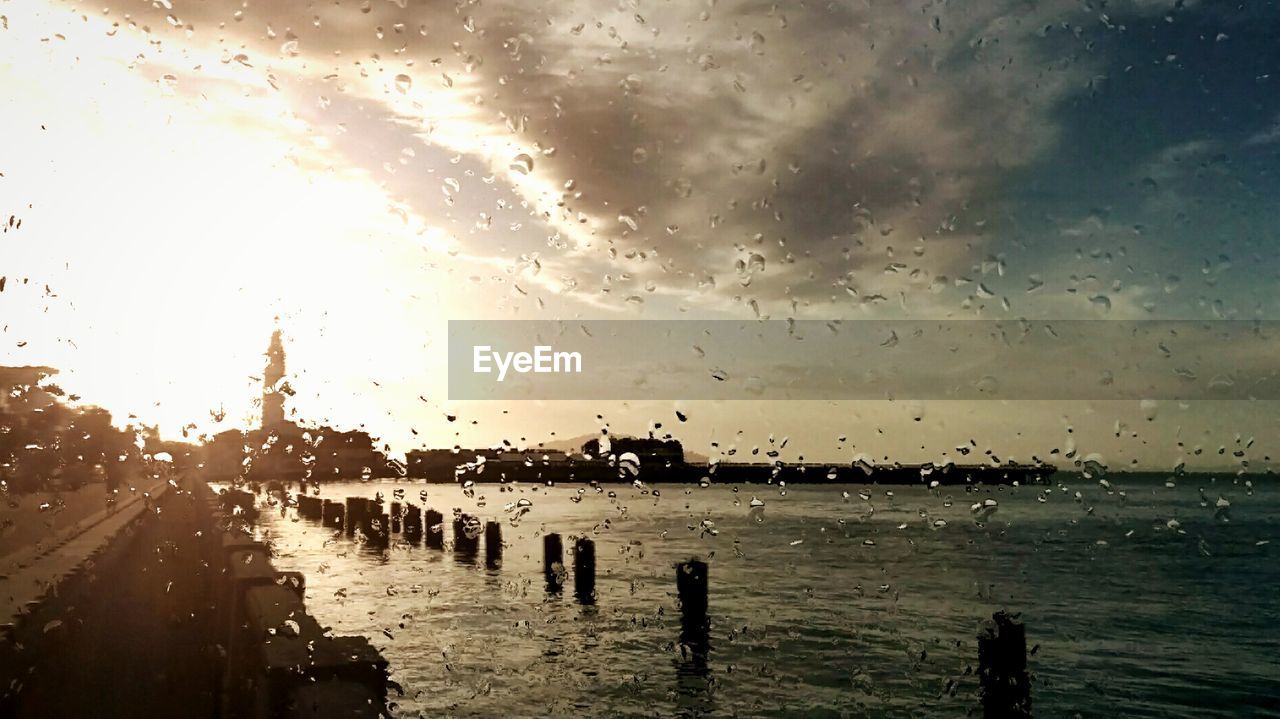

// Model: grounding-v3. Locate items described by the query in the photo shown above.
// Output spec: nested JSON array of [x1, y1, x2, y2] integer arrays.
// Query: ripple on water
[[251, 479, 1279, 718]]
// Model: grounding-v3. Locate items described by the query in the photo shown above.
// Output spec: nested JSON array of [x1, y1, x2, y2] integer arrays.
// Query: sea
[[247, 475, 1279, 718]]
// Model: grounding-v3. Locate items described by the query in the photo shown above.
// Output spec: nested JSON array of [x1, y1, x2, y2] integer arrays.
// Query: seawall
[[0, 477, 391, 718]]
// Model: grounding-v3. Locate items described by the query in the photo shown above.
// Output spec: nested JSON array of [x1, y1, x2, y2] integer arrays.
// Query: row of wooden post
[[297, 494, 505, 567], [298, 496, 673, 611], [297, 493, 1031, 716], [540, 533, 599, 604]]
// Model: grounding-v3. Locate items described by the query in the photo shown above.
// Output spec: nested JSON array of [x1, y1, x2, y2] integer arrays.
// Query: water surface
[[251, 476, 1279, 718]]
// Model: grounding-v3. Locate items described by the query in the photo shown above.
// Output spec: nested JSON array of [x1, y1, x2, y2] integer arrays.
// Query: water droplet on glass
[[510, 154, 534, 175], [618, 452, 641, 477]]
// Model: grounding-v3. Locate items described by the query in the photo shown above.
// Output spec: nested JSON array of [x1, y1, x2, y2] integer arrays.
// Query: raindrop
[[618, 451, 642, 476], [1141, 399, 1158, 421], [509, 154, 534, 175]]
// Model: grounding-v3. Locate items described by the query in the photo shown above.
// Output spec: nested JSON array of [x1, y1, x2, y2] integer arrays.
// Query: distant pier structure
[[405, 435, 1054, 486]]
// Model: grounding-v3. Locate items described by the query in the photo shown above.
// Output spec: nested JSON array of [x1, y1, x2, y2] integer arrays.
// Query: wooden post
[[676, 559, 710, 658], [344, 497, 362, 536], [364, 511, 389, 549], [453, 514, 479, 555], [403, 504, 422, 544], [978, 611, 1031, 718], [676, 560, 709, 620], [423, 509, 444, 549], [484, 521, 502, 568], [356, 499, 386, 548], [573, 537, 596, 604], [376, 513, 390, 547], [543, 533, 564, 593], [357, 500, 372, 538], [322, 500, 345, 530]]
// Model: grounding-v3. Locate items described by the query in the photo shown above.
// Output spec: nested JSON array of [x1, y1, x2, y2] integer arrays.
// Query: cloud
[[1245, 114, 1280, 146], [68, 0, 1192, 320]]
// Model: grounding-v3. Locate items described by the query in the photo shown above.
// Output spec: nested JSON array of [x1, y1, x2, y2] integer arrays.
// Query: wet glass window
[[1, 1, 1278, 717]]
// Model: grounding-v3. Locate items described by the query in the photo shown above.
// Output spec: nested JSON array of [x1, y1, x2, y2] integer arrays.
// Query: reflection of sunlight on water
[[246, 478, 1278, 718]]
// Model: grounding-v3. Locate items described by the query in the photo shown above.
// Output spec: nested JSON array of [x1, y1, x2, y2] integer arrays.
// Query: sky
[[1, 0, 1278, 470]]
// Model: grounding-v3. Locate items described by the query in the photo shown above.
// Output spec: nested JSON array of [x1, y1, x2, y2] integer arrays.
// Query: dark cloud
[[113, 0, 1210, 315]]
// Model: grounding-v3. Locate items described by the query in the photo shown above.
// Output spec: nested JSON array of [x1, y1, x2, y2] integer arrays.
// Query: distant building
[[197, 326, 390, 483], [262, 328, 287, 428], [581, 436, 684, 466], [405, 447, 570, 479]]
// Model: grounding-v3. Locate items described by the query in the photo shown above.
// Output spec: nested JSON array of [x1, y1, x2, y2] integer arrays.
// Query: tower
[[263, 326, 286, 428]]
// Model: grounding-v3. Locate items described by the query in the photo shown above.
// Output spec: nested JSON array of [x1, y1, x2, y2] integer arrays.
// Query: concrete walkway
[[1, 483, 125, 559], [0, 482, 220, 717], [1, 480, 166, 628]]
